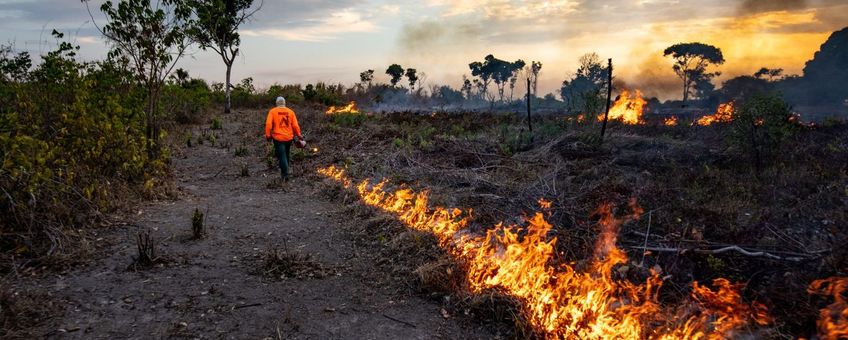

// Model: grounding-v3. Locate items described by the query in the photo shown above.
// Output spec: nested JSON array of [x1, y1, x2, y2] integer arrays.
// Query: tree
[[0, 45, 31, 82], [189, 0, 260, 114], [663, 42, 725, 106], [470, 54, 524, 104], [359, 69, 374, 88], [386, 64, 404, 87], [754, 67, 783, 81], [720, 75, 771, 103], [461, 75, 473, 100], [560, 53, 608, 115], [529, 61, 542, 97], [469, 60, 493, 102], [88, 0, 194, 155], [405, 68, 418, 90]]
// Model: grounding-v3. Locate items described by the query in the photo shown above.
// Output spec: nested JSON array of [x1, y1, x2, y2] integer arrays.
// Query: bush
[[728, 92, 798, 172], [0, 42, 167, 271], [210, 116, 222, 130], [161, 78, 211, 124], [331, 112, 366, 127]]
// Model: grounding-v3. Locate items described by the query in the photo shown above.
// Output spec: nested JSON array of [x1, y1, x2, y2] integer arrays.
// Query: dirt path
[[16, 111, 492, 339]]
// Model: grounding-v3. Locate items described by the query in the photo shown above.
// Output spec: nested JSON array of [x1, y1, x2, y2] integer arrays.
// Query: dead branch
[[629, 244, 828, 262], [382, 314, 417, 328]]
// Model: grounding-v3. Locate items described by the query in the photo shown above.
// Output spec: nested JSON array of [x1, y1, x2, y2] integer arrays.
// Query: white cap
[[276, 96, 286, 107]]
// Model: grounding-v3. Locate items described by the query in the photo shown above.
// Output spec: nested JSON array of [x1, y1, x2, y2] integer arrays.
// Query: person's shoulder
[[285, 107, 297, 115]]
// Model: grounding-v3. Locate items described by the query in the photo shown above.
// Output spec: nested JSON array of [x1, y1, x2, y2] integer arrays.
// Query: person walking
[[264, 96, 303, 182]]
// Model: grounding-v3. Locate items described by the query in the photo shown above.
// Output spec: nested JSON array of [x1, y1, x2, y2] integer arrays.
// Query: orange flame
[[809, 277, 848, 339], [598, 89, 647, 125], [317, 165, 770, 338], [664, 116, 679, 126], [325, 101, 359, 115], [697, 102, 735, 126]]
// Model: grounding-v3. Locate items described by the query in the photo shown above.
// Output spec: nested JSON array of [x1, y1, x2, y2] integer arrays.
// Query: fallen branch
[[234, 302, 262, 310], [629, 245, 827, 262], [382, 314, 416, 328]]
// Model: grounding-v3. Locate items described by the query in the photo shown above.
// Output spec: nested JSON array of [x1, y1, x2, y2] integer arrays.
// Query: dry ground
[[2, 109, 494, 339]]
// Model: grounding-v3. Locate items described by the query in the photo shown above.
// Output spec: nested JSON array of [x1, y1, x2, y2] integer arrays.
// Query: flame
[[696, 102, 735, 126], [325, 101, 359, 115], [317, 165, 770, 338], [598, 89, 646, 125], [809, 277, 848, 339], [664, 116, 679, 126]]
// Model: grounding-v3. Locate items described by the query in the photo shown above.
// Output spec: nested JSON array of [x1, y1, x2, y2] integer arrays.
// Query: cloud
[[242, 9, 378, 42]]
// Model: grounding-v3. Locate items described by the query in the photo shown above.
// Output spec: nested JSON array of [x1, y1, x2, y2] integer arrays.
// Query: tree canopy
[[386, 64, 404, 87], [663, 42, 725, 105], [188, 0, 260, 113]]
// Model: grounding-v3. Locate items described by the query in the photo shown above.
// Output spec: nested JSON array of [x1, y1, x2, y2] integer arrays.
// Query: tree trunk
[[225, 62, 233, 114], [682, 74, 689, 107], [600, 59, 613, 140]]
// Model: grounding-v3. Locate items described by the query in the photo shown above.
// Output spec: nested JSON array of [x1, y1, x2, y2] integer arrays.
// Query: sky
[[1, 0, 846, 100]]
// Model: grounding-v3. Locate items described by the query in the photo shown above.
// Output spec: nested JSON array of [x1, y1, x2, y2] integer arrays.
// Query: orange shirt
[[264, 106, 301, 142]]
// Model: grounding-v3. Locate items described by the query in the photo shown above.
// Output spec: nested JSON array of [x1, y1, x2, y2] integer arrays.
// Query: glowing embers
[[809, 277, 848, 340]]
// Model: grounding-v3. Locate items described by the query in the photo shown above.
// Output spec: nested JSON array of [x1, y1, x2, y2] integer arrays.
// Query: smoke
[[736, 0, 809, 15], [625, 54, 681, 100], [397, 19, 484, 57]]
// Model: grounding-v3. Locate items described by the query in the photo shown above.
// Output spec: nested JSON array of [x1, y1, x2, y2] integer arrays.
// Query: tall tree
[[469, 59, 493, 102], [530, 61, 542, 97], [405, 68, 418, 90], [663, 42, 724, 105], [386, 64, 404, 87], [189, 0, 261, 114], [87, 0, 193, 155]]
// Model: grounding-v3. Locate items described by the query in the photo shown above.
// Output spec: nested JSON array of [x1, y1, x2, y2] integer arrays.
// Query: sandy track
[[16, 111, 491, 339]]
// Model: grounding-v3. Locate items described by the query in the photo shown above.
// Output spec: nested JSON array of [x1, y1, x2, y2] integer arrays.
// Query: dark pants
[[273, 140, 292, 179]]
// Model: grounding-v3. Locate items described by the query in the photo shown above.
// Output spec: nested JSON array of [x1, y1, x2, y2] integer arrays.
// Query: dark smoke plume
[[737, 0, 809, 15]]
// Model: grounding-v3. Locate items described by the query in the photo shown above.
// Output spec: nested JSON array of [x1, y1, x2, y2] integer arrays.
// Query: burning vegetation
[[325, 101, 360, 115], [598, 89, 647, 125], [697, 102, 736, 126], [319, 166, 778, 338]]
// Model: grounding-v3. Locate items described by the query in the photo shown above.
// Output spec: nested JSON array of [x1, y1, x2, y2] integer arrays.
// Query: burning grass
[[696, 101, 736, 126], [325, 101, 360, 115], [319, 166, 773, 338], [304, 107, 848, 338]]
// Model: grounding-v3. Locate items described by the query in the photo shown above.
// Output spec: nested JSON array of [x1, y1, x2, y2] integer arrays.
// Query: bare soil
[[4, 110, 493, 339]]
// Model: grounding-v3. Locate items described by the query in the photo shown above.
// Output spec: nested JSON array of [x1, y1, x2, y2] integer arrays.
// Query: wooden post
[[526, 77, 532, 133], [600, 58, 613, 140]]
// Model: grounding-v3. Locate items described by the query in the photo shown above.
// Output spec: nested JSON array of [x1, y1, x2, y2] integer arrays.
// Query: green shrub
[[332, 112, 366, 127], [210, 116, 222, 130], [1, 42, 167, 270], [728, 92, 798, 172], [392, 138, 406, 149], [162, 78, 210, 124]]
